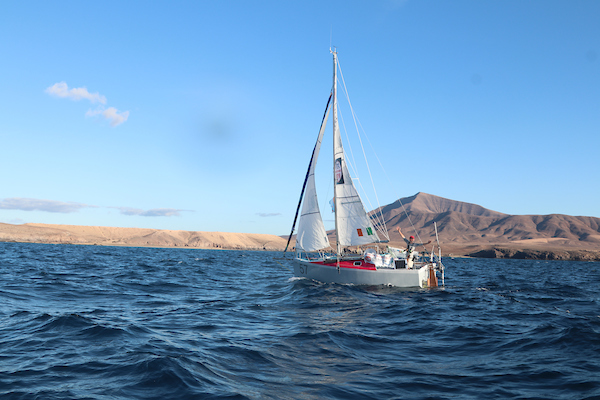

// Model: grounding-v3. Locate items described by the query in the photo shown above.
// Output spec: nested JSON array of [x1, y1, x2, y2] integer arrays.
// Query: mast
[[330, 48, 380, 253], [331, 48, 340, 257]]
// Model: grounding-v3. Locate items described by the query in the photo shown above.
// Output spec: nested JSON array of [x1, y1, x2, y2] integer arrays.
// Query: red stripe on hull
[[309, 260, 377, 270]]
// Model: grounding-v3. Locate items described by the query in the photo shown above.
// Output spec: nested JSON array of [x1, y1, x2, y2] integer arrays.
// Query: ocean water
[[1, 242, 599, 400]]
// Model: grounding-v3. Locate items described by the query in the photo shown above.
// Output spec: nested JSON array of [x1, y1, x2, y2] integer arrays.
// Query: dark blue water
[[1, 242, 599, 399]]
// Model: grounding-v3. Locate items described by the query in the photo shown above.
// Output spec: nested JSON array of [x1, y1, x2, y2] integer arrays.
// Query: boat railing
[[295, 249, 336, 262], [295, 247, 444, 268]]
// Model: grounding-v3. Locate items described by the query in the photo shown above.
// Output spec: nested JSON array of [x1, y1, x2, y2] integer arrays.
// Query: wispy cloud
[[0, 198, 94, 213], [0, 197, 189, 218], [114, 207, 189, 217], [45, 81, 129, 127], [257, 212, 281, 217], [86, 107, 130, 127], [45, 82, 107, 104]]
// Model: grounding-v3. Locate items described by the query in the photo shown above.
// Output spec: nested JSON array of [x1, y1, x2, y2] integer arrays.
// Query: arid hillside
[[0, 223, 287, 251], [2, 192, 600, 260], [370, 192, 600, 260]]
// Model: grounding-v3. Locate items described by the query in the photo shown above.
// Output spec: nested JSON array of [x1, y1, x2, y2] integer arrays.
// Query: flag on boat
[[357, 227, 375, 237]]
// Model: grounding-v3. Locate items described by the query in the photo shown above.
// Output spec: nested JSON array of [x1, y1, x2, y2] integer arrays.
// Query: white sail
[[295, 105, 331, 252], [332, 51, 381, 248], [332, 125, 381, 246]]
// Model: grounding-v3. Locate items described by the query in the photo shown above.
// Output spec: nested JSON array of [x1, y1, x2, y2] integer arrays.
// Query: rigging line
[[336, 89, 375, 221], [338, 59, 390, 242], [334, 81, 360, 185], [337, 101, 388, 240], [338, 60, 388, 239], [356, 120, 424, 244], [337, 58, 389, 240], [345, 113, 420, 241], [353, 111, 426, 243], [337, 98, 387, 238], [335, 68, 360, 184], [337, 103, 359, 185], [341, 88, 428, 245], [273, 258, 293, 273]]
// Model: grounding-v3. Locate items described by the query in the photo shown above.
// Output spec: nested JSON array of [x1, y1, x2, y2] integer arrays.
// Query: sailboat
[[285, 49, 444, 288]]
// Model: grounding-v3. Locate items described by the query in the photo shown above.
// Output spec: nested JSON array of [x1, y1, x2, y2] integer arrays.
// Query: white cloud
[[46, 81, 129, 127], [86, 107, 130, 127], [0, 197, 189, 218], [45, 82, 107, 104], [115, 207, 188, 217], [0, 198, 93, 213], [257, 212, 281, 217]]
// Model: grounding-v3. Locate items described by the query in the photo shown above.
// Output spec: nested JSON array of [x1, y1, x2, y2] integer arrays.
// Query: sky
[[1, 0, 599, 235]]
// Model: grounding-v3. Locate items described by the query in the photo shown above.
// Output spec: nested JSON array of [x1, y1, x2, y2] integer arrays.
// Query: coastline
[[2, 222, 600, 261], [0, 223, 288, 252]]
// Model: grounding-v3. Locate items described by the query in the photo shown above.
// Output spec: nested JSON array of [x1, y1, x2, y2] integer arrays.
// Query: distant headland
[[0, 223, 287, 251]]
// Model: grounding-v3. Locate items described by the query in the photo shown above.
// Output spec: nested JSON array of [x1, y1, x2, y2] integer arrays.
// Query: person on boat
[[396, 227, 431, 268]]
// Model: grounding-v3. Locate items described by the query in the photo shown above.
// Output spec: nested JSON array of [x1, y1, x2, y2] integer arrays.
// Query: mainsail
[[331, 50, 380, 248]]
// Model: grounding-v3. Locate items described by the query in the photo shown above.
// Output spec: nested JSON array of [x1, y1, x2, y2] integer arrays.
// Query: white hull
[[293, 258, 437, 288]]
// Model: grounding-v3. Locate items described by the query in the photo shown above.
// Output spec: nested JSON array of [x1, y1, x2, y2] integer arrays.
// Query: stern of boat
[[417, 263, 440, 288]]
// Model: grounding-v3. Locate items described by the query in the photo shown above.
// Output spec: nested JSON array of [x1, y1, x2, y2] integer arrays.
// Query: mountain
[[372, 192, 600, 257]]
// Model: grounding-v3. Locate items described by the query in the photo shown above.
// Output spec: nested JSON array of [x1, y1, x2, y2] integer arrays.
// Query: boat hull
[[293, 258, 437, 288]]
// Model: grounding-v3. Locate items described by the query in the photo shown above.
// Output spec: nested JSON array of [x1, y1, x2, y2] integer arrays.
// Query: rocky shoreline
[[467, 248, 600, 262]]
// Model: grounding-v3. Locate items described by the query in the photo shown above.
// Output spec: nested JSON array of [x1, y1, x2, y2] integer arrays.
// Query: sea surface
[[1, 242, 599, 400]]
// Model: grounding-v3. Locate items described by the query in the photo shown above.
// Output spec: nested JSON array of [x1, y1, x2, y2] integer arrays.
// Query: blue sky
[[1, 0, 599, 235]]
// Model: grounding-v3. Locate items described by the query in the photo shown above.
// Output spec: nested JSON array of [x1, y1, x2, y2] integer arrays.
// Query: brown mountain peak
[[372, 193, 600, 254], [378, 192, 504, 217]]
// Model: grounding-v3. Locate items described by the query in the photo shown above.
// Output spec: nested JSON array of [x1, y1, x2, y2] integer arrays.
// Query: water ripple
[[1, 243, 599, 399]]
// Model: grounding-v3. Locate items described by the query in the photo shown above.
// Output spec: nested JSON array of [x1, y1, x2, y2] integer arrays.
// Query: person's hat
[[409, 236, 414, 240]]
